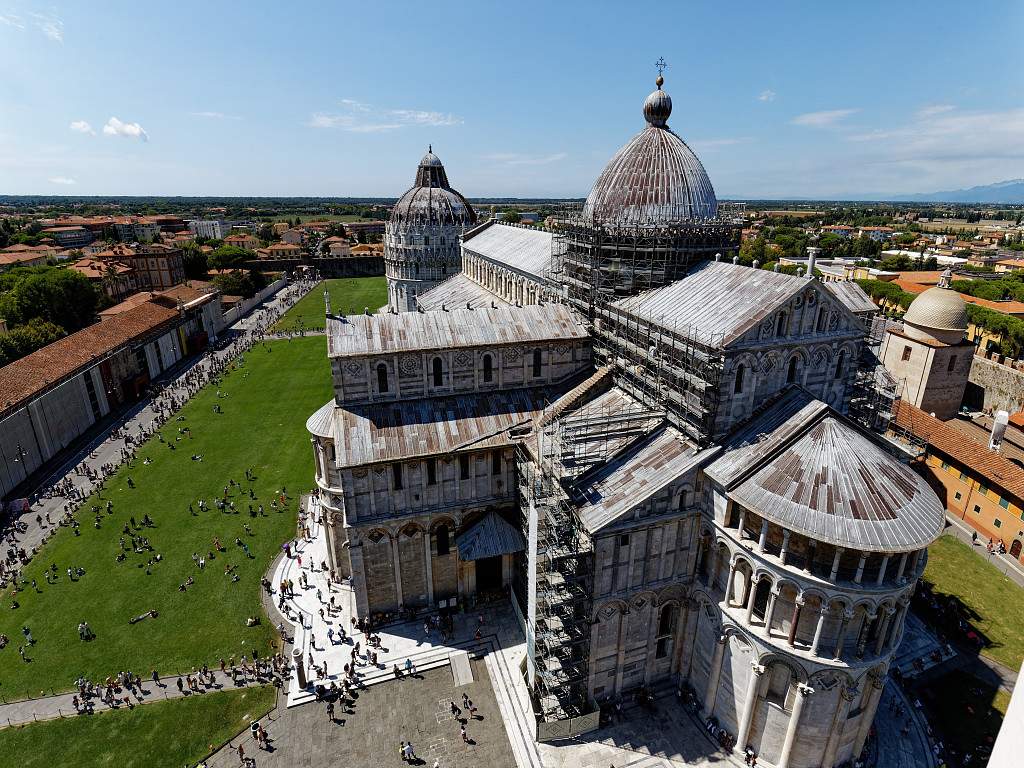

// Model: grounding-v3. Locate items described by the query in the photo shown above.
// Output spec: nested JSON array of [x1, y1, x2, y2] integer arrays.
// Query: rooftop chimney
[[990, 410, 1010, 452]]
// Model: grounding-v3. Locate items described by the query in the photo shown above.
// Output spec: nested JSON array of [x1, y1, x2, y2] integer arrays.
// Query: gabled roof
[[330, 387, 564, 467], [461, 221, 552, 279], [612, 261, 847, 347], [574, 425, 704, 533], [893, 399, 1024, 502], [326, 303, 587, 358], [415, 273, 507, 311], [823, 280, 877, 316], [456, 512, 525, 560], [706, 388, 944, 553]]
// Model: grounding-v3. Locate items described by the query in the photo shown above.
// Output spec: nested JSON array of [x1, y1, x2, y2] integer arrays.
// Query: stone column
[[810, 603, 830, 656], [889, 601, 909, 650], [787, 595, 804, 647], [822, 684, 857, 768], [832, 609, 853, 660], [874, 607, 897, 656], [777, 683, 815, 768], [391, 535, 404, 607], [856, 614, 877, 658], [702, 634, 728, 716], [725, 559, 738, 605], [854, 553, 867, 584], [762, 588, 779, 638], [613, 609, 630, 694], [876, 555, 890, 586], [895, 551, 909, 584], [736, 508, 747, 538], [746, 579, 760, 625], [779, 529, 791, 565], [758, 519, 770, 553], [852, 676, 885, 759], [423, 532, 434, 607], [805, 540, 816, 574], [736, 662, 766, 751], [829, 547, 844, 581]]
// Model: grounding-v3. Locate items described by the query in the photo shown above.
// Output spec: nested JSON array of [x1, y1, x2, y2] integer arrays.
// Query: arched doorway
[[1011, 539, 1022, 559]]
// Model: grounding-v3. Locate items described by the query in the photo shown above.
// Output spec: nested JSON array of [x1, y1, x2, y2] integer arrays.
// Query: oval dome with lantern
[[902, 269, 968, 345], [582, 73, 719, 227]]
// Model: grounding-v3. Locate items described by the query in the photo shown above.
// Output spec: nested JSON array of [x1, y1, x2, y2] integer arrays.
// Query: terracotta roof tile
[[0, 302, 180, 414]]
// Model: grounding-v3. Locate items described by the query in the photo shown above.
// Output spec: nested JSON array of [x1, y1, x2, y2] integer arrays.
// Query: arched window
[[532, 349, 542, 378], [787, 356, 799, 384], [377, 363, 389, 393], [432, 357, 443, 387], [482, 353, 493, 383], [776, 311, 788, 337], [734, 364, 745, 394], [816, 306, 828, 333], [657, 604, 676, 637], [835, 351, 846, 379]]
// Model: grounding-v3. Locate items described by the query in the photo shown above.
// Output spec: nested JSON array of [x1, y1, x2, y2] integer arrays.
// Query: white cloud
[[310, 99, 463, 133], [29, 11, 62, 42], [791, 108, 859, 127], [916, 104, 956, 119], [103, 117, 148, 141], [0, 13, 24, 29], [48, 176, 76, 185], [758, 89, 776, 103], [483, 152, 567, 166], [69, 120, 94, 135], [190, 111, 242, 120]]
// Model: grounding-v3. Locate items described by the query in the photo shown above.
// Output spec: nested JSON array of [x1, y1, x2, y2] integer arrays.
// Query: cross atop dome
[[655, 56, 668, 89]]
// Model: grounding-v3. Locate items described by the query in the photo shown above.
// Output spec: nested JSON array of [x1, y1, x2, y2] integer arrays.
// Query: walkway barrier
[[536, 709, 601, 742]]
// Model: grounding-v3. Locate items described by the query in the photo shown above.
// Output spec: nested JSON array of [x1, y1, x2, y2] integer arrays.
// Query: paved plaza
[[205, 661, 517, 768]]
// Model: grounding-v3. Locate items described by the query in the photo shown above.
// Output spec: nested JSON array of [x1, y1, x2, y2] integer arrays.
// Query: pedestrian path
[[943, 513, 1024, 586], [2, 281, 313, 568], [0, 668, 274, 729]]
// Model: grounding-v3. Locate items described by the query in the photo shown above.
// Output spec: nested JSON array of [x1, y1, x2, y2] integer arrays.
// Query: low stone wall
[[968, 354, 1024, 413], [242, 256, 384, 278]]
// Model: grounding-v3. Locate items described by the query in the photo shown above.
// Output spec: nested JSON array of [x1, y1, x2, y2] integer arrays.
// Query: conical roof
[[390, 146, 476, 227]]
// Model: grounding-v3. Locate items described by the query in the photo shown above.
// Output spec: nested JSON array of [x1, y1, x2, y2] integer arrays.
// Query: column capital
[[795, 594, 806, 607], [841, 684, 859, 702], [885, 604, 898, 616], [750, 661, 766, 676], [818, 603, 832, 616], [842, 608, 854, 621], [716, 633, 728, 646], [796, 682, 815, 697]]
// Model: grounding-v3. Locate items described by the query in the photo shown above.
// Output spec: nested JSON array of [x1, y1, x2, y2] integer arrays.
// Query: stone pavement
[[1, 279, 315, 566], [0, 668, 272, 728], [203, 660, 517, 768]]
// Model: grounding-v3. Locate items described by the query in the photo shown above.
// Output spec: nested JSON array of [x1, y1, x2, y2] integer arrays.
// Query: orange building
[[892, 400, 1024, 559]]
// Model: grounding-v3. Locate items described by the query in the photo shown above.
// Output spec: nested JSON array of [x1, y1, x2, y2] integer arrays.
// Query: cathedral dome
[[582, 76, 718, 227], [390, 147, 477, 227], [903, 286, 968, 333]]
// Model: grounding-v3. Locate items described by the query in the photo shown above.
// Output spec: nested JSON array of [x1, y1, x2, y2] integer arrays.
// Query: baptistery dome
[[390, 147, 476, 227], [582, 75, 718, 227]]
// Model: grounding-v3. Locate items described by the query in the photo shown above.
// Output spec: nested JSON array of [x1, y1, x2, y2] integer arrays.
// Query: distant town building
[[93, 244, 185, 291], [40, 226, 94, 248], [69, 257, 140, 302], [223, 233, 260, 250]]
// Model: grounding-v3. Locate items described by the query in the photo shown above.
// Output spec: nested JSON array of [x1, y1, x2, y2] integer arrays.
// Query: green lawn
[[0, 685, 275, 768], [0, 337, 331, 697], [923, 535, 1024, 670], [273, 276, 387, 332]]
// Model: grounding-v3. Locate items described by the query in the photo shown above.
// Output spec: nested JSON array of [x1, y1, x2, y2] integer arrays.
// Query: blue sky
[[1, 0, 1022, 199]]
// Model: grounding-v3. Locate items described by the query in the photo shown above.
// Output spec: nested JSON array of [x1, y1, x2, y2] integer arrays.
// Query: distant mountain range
[[898, 179, 1024, 204]]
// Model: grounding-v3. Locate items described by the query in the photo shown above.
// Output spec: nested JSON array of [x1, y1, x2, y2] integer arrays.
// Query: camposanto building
[[308, 75, 943, 767]]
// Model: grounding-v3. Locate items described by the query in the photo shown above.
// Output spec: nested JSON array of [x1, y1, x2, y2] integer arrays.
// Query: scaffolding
[[549, 218, 741, 316], [848, 314, 901, 434]]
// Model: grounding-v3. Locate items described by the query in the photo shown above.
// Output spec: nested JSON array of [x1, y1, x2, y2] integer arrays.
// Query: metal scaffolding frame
[[848, 314, 901, 434]]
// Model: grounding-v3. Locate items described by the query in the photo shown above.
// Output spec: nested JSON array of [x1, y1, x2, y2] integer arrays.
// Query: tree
[[180, 243, 209, 279], [501, 211, 522, 224], [0, 318, 67, 367], [211, 269, 267, 298], [207, 245, 255, 271], [2, 268, 98, 332]]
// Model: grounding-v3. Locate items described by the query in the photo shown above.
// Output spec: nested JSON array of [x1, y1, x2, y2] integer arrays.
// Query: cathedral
[[307, 74, 944, 768]]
